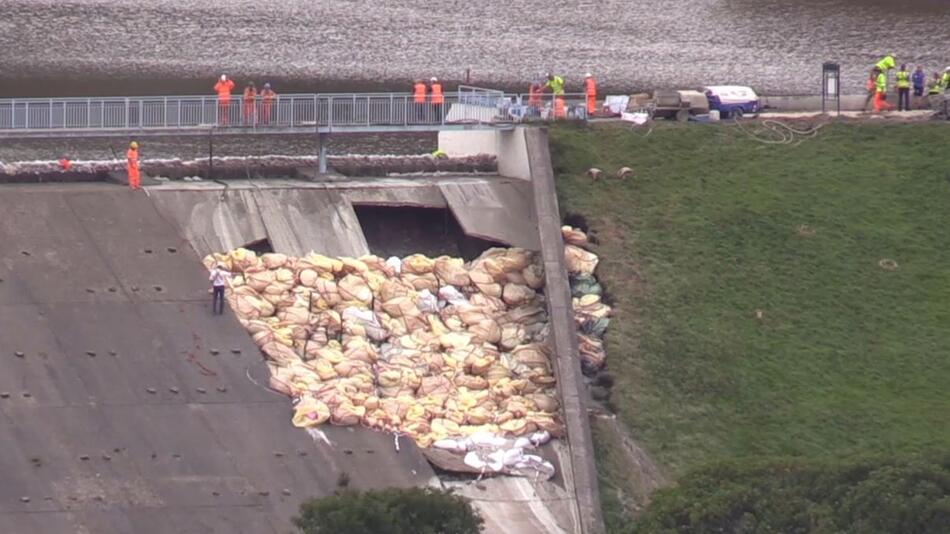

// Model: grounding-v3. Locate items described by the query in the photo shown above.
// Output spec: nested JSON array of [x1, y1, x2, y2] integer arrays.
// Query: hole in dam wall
[[354, 206, 503, 261]]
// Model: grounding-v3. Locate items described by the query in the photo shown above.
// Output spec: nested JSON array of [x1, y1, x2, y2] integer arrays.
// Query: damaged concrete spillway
[[0, 127, 604, 534]]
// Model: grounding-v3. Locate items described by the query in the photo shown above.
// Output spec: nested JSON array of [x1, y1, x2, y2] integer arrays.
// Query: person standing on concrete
[[912, 65, 926, 98], [413, 79, 427, 123], [544, 73, 566, 119], [584, 73, 597, 116], [862, 69, 879, 112], [260, 83, 276, 125], [209, 263, 232, 315], [126, 141, 141, 190], [214, 74, 235, 125], [895, 64, 911, 111], [874, 68, 894, 113], [243, 82, 257, 125], [429, 77, 444, 123]]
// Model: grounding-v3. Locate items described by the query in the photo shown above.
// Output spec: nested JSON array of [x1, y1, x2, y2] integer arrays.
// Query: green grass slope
[[549, 122, 950, 528]]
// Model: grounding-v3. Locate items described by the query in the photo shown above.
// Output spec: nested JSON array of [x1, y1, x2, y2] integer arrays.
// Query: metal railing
[[0, 87, 519, 136]]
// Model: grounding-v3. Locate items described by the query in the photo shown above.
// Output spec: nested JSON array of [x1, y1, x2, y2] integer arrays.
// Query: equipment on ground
[[703, 86, 760, 118]]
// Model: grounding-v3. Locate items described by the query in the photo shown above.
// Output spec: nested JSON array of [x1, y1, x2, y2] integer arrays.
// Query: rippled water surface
[[1, 0, 947, 97]]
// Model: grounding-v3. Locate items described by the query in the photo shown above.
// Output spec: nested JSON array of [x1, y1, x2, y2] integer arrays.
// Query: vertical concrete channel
[[525, 127, 606, 534]]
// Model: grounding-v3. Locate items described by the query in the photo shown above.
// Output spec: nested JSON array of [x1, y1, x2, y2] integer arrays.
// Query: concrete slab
[[0, 187, 435, 533], [440, 180, 540, 250], [254, 188, 369, 257]]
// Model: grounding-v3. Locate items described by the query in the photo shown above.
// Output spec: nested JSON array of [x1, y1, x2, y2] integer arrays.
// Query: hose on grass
[[734, 117, 826, 146]]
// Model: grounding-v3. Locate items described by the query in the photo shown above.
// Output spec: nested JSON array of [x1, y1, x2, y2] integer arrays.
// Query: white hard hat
[[431, 77, 438, 82], [585, 72, 592, 78], [945, 66, 950, 72], [220, 74, 227, 81]]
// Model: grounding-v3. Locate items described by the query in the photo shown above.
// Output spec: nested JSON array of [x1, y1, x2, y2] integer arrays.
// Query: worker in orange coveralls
[[126, 141, 140, 190], [413, 79, 427, 122], [58, 155, 72, 171], [214, 74, 235, 125], [260, 83, 276, 124], [584, 73, 597, 116], [243, 82, 257, 125], [528, 81, 543, 116]]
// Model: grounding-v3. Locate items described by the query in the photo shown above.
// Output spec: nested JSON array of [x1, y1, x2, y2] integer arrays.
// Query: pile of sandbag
[[204, 247, 563, 449], [562, 226, 612, 375]]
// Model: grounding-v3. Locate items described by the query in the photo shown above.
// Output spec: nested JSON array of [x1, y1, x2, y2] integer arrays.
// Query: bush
[[631, 453, 950, 534], [293, 487, 484, 534]]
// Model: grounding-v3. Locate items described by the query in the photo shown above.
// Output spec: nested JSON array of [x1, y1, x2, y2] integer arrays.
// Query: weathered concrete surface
[[525, 127, 606, 534], [438, 129, 531, 181], [440, 179, 540, 250], [0, 184, 434, 534], [253, 188, 369, 257]]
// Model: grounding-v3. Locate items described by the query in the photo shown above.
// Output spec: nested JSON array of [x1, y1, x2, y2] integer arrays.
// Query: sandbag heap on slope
[[561, 226, 612, 375], [204, 247, 563, 449]]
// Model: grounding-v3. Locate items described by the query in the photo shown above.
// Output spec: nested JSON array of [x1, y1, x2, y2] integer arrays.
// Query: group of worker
[[866, 55, 950, 112], [527, 73, 598, 119], [411, 78, 445, 122], [213, 74, 278, 125]]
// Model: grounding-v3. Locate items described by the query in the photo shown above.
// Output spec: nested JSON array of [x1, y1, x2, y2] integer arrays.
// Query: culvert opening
[[243, 238, 274, 255], [354, 206, 503, 260]]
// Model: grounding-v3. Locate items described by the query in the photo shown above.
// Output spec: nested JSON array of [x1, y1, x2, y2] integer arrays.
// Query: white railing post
[[25, 102, 30, 129]]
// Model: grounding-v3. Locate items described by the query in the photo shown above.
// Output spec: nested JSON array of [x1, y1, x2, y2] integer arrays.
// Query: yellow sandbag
[[343, 337, 378, 363], [511, 344, 550, 369], [331, 403, 366, 426], [260, 341, 300, 365], [498, 248, 532, 272], [474, 282, 503, 298], [292, 397, 330, 427], [499, 323, 526, 351], [338, 274, 372, 304], [468, 267, 494, 286], [434, 256, 470, 286], [381, 296, 420, 318], [500, 418, 529, 436], [245, 269, 275, 292], [469, 293, 506, 312], [314, 359, 338, 381], [340, 257, 369, 274], [401, 272, 439, 293], [402, 254, 436, 274], [564, 244, 599, 275], [528, 412, 561, 434], [502, 283, 536, 306], [298, 253, 343, 274], [262, 253, 289, 269], [561, 225, 589, 246], [277, 306, 309, 325], [469, 319, 501, 345], [311, 278, 341, 309], [439, 332, 473, 350], [358, 255, 392, 276]]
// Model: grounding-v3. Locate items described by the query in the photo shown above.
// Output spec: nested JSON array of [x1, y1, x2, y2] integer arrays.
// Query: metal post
[[124, 98, 129, 128], [318, 133, 328, 174], [87, 98, 91, 128], [163, 97, 168, 127], [208, 129, 214, 180], [25, 102, 29, 129]]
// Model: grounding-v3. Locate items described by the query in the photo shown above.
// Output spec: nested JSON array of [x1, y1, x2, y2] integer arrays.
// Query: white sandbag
[[417, 289, 440, 313], [438, 285, 468, 306], [385, 256, 402, 274]]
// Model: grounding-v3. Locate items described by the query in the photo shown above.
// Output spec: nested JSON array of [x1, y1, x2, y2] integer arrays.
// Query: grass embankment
[[549, 122, 950, 531]]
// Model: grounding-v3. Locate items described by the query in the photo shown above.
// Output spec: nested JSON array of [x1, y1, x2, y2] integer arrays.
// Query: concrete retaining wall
[[524, 127, 606, 534], [438, 129, 531, 181]]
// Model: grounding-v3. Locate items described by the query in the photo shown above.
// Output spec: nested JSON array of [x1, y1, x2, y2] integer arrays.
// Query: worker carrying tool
[[126, 141, 141, 190], [429, 77, 444, 122], [584, 73, 597, 115], [873, 68, 894, 113], [214, 74, 235, 125], [875, 54, 896, 73], [544, 73, 566, 119]]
